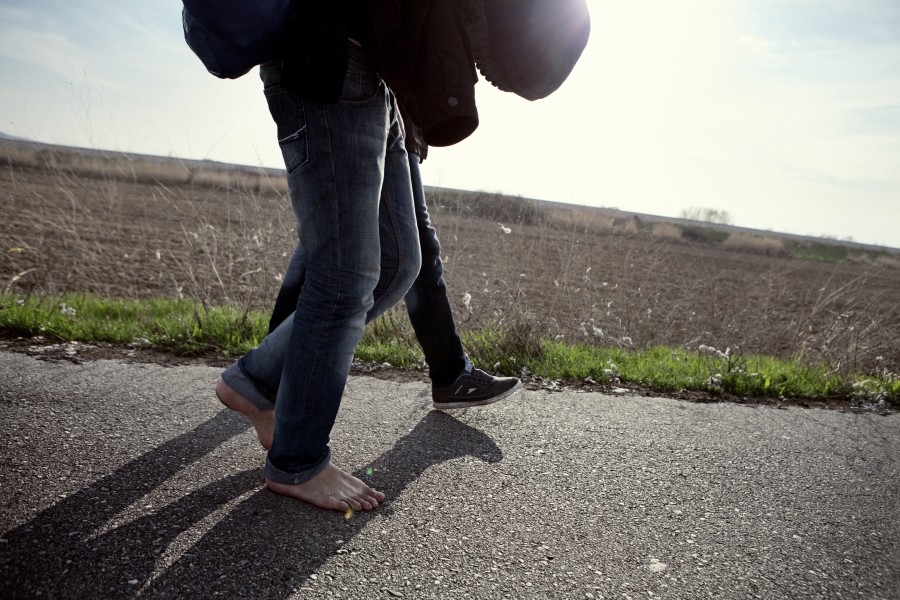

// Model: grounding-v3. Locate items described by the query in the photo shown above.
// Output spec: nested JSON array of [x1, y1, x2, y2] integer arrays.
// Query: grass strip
[[462, 328, 897, 404], [1, 293, 897, 406], [0, 293, 266, 357]]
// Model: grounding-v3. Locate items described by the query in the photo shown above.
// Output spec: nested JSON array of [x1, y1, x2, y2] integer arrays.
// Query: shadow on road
[[1, 410, 501, 599]]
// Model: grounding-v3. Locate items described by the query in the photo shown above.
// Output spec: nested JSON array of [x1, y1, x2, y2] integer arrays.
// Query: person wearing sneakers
[[266, 114, 521, 410], [214, 0, 590, 514], [221, 139, 520, 415]]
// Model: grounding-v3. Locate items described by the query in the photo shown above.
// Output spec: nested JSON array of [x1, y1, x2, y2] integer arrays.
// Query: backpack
[[181, 0, 294, 79]]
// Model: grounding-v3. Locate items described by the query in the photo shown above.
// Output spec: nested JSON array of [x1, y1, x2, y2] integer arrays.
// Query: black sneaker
[[432, 367, 521, 409]]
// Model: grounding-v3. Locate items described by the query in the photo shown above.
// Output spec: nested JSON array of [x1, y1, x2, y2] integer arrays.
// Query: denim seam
[[289, 101, 340, 477], [374, 97, 408, 305], [377, 184, 405, 304]]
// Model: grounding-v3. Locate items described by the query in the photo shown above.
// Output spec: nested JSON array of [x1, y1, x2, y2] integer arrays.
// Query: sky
[[2, 0, 899, 248]]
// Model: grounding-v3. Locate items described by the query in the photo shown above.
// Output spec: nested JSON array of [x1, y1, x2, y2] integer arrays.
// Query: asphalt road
[[1, 350, 898, 599]]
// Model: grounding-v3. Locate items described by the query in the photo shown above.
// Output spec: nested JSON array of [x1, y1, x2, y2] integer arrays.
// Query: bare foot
[[265, 462, 385, 512], [215, 378, 274, 450]]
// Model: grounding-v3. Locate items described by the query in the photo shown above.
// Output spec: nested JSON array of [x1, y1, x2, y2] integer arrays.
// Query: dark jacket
[[278, 0, 590, 149]]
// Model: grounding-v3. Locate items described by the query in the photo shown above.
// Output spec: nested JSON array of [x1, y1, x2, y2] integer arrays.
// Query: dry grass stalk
[[2, 141, 898, 374]]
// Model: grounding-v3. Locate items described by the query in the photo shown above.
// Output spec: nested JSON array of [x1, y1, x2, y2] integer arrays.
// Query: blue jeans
[[268, 152, 469, 387], [223, 51, 420, 484]]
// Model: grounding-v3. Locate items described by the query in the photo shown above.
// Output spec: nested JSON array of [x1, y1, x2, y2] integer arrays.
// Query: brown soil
[[2, 142, 899, 403]]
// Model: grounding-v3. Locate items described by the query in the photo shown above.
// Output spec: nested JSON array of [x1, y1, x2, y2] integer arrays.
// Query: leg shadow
[[0, 410, 257, 599], [142, 411, 502, 598]]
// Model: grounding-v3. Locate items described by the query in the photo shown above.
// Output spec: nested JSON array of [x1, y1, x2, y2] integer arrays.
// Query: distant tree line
[[680, 206, 732, 225]]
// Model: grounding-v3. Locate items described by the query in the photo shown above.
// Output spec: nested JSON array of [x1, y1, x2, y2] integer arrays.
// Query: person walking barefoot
[[212, 0, 587, 512]]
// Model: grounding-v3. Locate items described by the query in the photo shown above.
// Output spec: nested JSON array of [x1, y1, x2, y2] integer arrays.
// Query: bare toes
[[360, 493, 380, 509], [264, 463, 385, 513]]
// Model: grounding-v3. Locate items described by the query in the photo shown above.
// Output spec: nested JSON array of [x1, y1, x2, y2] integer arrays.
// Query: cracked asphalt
[[1, 350, 898, 599]]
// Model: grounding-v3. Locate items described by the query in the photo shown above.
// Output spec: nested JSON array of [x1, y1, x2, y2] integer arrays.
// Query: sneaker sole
[[432, 380, 522, 410]]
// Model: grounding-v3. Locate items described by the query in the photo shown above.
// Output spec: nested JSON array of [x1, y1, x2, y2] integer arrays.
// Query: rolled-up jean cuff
[[264, 448, 331, 485], [220, 361, 276, 411]]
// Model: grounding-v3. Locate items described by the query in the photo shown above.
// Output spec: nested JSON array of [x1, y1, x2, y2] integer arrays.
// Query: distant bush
[[680, 225, 730, 245], [874, 253, 900, 269], [426, 188, 550, 227], [681, 206, 733, 225], [787, 241, 849, 263], [1, 142, 287, 194], [630, 216, 656, 233], [723, 231, 787, 255], [649, 223, 684, 241]]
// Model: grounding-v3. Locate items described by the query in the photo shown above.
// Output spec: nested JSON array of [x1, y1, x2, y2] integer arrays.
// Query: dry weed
[[1, 143, 295, 309], [650, 223, 683, 241], [3, 141, 898, 375], [723, 231, 786, 255]]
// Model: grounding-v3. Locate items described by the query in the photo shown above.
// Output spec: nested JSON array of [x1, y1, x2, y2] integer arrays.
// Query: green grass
[[0, 293, 266, 357], [463, 330, 894, 402], [786, 241, 850, 263], [1, 293, 897, 406]]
